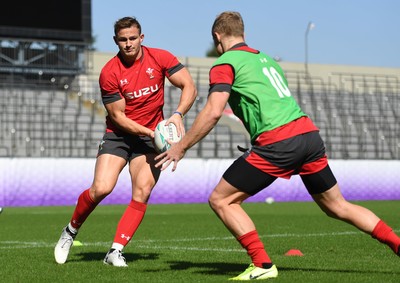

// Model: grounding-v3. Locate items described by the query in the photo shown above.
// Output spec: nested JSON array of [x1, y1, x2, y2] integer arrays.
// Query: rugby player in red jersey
[[156, 11, 400, 280], [55, 16, 197, 267]]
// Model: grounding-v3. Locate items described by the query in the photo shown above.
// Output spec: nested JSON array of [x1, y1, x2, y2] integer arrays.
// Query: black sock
[[65, 226, 77, 238], [262, 262, 273, 269]]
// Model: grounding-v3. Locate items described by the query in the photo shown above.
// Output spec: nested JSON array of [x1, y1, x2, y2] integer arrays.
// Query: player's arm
[[155, 90, 229, 171], [105, 98, 154, 138], [155, 63, 232, 171], [182, 90, 229, 149], [177, 63, 233, 148], [166, 67, 197, 136]]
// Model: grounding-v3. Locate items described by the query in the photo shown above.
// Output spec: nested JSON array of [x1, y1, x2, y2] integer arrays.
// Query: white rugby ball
[[153, 120, 181, 153]]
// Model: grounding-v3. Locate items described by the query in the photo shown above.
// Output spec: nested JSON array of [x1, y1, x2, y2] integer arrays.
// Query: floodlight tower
[[305, 21, 315, 81]]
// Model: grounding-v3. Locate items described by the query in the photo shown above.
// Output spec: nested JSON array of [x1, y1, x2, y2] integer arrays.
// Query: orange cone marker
[[285, 249, 303, 256]]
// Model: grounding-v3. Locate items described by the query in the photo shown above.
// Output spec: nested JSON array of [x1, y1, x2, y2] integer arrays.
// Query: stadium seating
[[0, 66, 399, 159]]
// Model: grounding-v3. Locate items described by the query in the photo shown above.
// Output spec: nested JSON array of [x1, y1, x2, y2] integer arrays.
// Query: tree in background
[[206, 43, 219, 57]]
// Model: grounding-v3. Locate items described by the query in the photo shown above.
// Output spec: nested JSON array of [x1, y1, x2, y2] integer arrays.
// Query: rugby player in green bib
[[156, 11, 400, 281]]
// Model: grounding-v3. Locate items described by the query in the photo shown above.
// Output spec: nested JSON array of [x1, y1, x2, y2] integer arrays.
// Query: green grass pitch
[[0, 201, 399, 282]]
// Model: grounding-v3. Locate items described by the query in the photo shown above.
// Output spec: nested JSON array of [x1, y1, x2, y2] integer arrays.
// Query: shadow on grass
[[71, 252, 160, 263], [278, 266, 400, 275], [166, 261, 400, 276], [167, 261, 244, 276]]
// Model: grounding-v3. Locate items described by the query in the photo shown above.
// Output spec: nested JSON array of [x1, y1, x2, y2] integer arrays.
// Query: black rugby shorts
[[223, 131, 337, 195], [97, 132, 157, 161]]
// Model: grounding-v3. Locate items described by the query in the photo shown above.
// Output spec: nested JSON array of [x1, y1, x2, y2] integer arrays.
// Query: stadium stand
[[1, 52, 399, 159], [0, 79, 102, 157], [284, 69, 400, 159]]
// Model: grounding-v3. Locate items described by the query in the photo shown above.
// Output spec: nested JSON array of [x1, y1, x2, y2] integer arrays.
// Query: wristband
[[173, 111, 183, 118]]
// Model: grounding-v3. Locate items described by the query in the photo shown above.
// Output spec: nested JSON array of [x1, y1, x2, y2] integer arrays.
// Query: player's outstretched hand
[[154, 141, 186, 172], [165, 113, 185, 138]]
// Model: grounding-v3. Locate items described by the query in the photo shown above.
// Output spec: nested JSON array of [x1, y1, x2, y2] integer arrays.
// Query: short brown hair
[[114, 17, 142, 36], [212, 11, 244, 37]]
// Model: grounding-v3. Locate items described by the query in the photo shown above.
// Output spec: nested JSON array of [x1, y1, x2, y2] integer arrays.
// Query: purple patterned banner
[[0, 158, 399, 207]]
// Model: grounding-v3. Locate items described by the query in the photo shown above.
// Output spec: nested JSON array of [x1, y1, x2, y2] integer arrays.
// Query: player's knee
[[208, 192, 221, 212], [321, 208, 338, 219], [208, 194, 216, 211], [132, 184, 154, 202], [319, 202, 348, 220], [90, 183, 113, 201]]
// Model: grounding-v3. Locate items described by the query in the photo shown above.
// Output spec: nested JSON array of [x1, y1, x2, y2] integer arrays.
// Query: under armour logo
[[120, 234, 131, 241], [260, 57, 268, 63], [120, 79, 128, 86]]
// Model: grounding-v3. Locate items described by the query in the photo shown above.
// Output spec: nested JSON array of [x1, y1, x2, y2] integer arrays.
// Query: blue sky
[[92, 0, 400, 68]]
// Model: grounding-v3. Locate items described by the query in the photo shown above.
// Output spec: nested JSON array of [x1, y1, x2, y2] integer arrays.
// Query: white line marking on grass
[[136, 245, 244, 253], [260, 231, 365, 239], [0, 230, 381, 251], [0, 241, 51, 249], [131, 230, 365, 243], [0, 241, 111, 249], [0, 241, 244, 253]]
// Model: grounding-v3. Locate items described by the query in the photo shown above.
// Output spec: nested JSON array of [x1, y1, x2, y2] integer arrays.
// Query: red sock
[[70, 189, 98, 229], [237, 230, 272, 268], [371, 220, 400, 254], [113, 200, 147, 246]]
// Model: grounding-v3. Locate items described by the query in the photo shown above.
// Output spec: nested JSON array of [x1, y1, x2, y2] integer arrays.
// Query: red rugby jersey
[[99, 46, 183, 133]]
